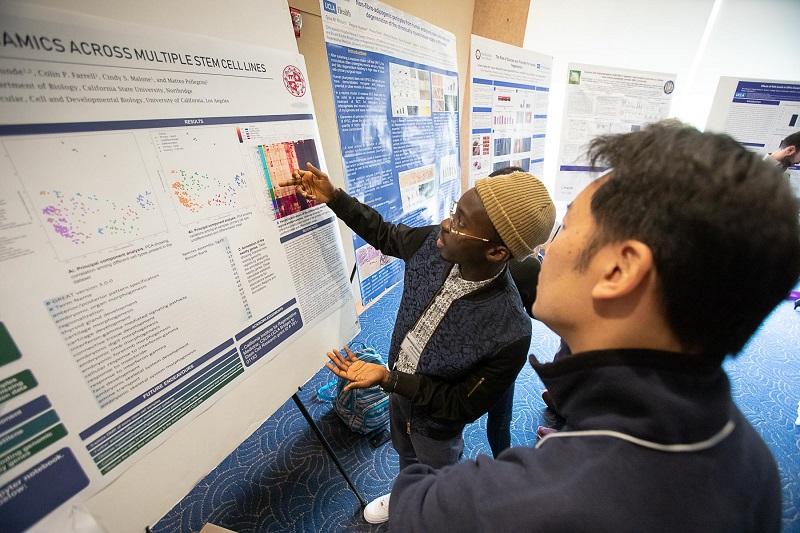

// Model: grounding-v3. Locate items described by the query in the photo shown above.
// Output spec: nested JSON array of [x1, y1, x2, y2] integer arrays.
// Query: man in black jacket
[[282, 165, 555, 524], [389, 121, 799, 532]]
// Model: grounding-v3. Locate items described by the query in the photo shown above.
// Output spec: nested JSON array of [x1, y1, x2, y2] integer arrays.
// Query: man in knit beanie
[[281, 163, 554, 524], [474, 170, 555, 259], [389, 122, 795, 532]]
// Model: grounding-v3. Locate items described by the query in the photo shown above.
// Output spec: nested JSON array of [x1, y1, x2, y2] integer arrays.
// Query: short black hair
[[779, 131, 800, 149], [582, 120, 800, 356], [489, 166, 525, 177]]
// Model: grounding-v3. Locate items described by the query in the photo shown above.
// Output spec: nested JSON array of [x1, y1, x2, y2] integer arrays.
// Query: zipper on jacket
[[467, 377, 485, 397], [406, 419, 411, 435]]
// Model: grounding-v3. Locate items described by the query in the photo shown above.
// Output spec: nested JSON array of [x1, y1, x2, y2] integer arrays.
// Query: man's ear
[[486, 244, 511, 264], [785, 145, 797, 156], [591, 240, 653, 299]]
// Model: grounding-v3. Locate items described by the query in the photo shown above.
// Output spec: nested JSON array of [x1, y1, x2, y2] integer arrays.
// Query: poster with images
[[555, 63, 676, 201], [706, 77, 800, 197], [0, 4, 358, 531], [321, 0, 460, 306], [469, 35, 552, 186]]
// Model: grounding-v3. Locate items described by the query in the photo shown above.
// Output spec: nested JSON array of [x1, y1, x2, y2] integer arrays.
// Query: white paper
[[0, 3, 357, 531], [555, 63, 676, 201], [468, 35, 552, 185]]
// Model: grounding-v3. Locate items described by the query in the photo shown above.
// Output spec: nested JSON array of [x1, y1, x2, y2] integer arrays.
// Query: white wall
[[523, 0, 715, 201], [677, 0, 800, 130], [524, 0, 800, 212]]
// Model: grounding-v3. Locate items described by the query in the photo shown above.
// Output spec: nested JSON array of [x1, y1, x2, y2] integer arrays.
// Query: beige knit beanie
[[475, 171, 555, 259]]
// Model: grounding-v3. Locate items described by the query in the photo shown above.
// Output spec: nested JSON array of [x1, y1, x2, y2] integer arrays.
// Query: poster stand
[[287, 263, 377, 510], [141, 263, 369, 533], [292, 388, 368, 508]]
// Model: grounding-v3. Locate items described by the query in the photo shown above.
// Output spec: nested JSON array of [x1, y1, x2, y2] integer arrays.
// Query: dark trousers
[[390, 393, 463, 471], [486, 383, 514, 457], [487, 340, 571, 456]]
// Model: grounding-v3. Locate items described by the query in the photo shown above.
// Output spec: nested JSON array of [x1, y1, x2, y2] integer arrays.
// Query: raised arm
[[279, 163, 431, 260]]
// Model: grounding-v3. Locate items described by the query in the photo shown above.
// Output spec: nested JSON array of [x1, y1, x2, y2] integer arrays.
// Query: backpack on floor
[[318, 344, 390, 435]]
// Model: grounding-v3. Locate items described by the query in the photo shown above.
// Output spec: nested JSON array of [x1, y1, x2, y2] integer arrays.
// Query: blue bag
[[319, 344, 390, 435]]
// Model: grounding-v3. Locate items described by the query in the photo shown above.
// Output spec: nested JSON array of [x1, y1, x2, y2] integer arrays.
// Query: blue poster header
[[733, 81, 800, 105]]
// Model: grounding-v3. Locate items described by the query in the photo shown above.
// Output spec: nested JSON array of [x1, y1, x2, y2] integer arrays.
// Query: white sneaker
[[363, 493, 390, 524]]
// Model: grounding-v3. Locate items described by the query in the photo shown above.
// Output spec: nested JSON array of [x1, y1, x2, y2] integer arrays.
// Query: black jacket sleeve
[[326, 190, 432, 261], [383, 335, 530, 424]]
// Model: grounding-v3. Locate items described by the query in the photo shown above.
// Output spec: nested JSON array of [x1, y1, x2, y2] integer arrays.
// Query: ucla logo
[[324, 1, 337, 14]]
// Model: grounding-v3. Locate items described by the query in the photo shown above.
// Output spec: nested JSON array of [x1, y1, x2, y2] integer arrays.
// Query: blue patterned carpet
[[153, 283, 800, 532]]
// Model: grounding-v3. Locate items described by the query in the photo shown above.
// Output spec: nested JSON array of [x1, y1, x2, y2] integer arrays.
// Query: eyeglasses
[[533, 224, 561, 263], [444, 201, 494, 243]]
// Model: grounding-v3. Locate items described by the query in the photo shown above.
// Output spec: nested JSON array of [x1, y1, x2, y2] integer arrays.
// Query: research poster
[[555, 63, 676, 201], [706, 77, 800, 196], [0, 5, 358, 531], [469, 35, 552, 186], [321, 0, 460, 306]]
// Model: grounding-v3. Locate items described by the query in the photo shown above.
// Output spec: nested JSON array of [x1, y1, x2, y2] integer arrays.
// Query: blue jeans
[[486, 383, 514, 457], [390, 393, 463, 471]]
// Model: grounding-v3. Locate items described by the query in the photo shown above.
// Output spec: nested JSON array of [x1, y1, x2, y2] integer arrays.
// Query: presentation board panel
[[468, 35, 552, 186], [0, 3, 359, 531], [320, 0, 461, 306], [706, 77, 800, 196], [555, 63, 676, 202]]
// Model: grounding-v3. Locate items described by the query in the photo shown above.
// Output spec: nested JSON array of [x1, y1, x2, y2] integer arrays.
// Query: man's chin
[[438, 246, 456, 263]]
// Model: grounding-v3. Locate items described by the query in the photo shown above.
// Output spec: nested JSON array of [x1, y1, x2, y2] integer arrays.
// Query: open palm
[[326, 346, 388, 391]]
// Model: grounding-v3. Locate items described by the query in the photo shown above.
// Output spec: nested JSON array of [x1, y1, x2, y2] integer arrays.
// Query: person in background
[[484, 165, 536, 457], [281, 165, 554, 524], [767, 131, 800, 172], [485, 167, 571, 445], [766, 131, 800, 308], [389, 121, 799, 532], [485, 168, 570, 449]]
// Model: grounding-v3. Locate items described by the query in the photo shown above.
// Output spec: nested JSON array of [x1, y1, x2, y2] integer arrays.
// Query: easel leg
[[292, 389, 368, 508]]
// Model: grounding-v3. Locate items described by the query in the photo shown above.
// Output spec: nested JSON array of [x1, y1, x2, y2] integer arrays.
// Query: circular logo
[[283, 65, 306, 97], [475, 49, 481, 60], [663, 80, 675, 94]]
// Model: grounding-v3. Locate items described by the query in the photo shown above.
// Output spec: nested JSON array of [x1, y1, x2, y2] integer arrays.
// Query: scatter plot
[[39, 189, 156, 244], [256, 139, 320, 219], [154, 128, 253, 225], [4, 133, 167, 261], [170, 169, 247, 214]]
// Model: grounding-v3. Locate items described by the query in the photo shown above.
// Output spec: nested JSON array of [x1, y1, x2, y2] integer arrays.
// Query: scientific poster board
[[0, 3, 359, 532], [320, 0, 461, 306], [555, 63, 676, 201], [706, 77, 800, 196], [468, 35, 552, 186]]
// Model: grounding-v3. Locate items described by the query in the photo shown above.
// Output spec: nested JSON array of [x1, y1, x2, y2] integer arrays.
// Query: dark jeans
[[486, 383, 514, 457], [488, 340, 571, 456], [390, 393, 463, 471]]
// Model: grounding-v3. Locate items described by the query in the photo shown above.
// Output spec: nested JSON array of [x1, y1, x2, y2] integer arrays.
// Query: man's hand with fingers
[[277, 162, 339, 203], [326, 345, 390, 391]]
